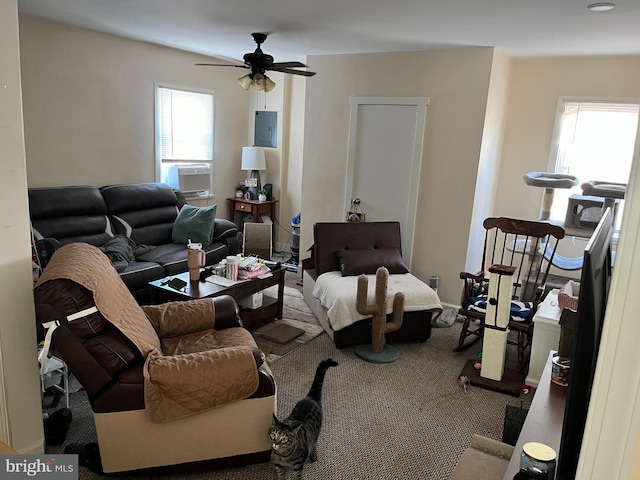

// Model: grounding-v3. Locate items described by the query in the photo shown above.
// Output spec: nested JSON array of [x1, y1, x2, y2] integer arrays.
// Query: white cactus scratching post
[[354, 267, 405, 363]]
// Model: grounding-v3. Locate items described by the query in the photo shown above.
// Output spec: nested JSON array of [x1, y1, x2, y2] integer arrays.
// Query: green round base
[[355, 344, 399, 364]]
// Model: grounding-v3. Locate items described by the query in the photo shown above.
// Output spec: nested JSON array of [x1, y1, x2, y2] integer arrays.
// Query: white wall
[[301, 48, 496, 304], [495, 56, 640, 221], [578, 124, 640, 478], [19, 14, 304, 250], [280, 74, 306, 258], [465, 49, 512, 272], [19, 15, 250, 208], [243, 73, 305, 252], [0, 0, 47, 453]]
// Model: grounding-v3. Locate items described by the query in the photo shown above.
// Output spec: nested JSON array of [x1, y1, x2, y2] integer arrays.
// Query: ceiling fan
[[196, 33, 316, 92]]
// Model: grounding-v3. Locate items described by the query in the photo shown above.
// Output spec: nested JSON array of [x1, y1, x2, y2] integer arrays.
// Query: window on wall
[[547, 98, 640, 231], [155, 84, 214, 194]]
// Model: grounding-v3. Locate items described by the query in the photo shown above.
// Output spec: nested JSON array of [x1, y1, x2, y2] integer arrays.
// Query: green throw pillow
[[172, 204, 217, 245]]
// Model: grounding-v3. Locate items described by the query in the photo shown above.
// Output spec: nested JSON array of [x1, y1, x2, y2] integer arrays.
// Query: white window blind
[[548, 99, 640, 228], [158, 87, 213, 162]]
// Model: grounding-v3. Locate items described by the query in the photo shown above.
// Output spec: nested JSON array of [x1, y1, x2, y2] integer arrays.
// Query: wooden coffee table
[[149, 266, 285, 331]]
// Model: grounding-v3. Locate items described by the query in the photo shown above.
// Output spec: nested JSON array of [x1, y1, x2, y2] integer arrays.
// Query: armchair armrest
[[459, 271, 487, 303], [459, 271, 486, 282], [250, 346, 266, 368], [213, 218, 238, 239], [211, 295, 243, 329], [144, 346, 260, 423], [528, 284, 547, 318], [35, 238, 61, 269], [142, 296, 241, 339], [213, 218, 239, 254]]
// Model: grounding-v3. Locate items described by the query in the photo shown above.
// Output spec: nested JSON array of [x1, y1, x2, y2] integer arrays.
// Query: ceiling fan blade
[[268, 67, 316, 77], [195, 63, 249, 69], [270, 61, 308, 68]]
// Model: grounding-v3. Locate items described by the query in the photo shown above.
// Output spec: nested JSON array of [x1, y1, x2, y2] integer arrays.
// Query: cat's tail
[[307, 358, 338, 401]]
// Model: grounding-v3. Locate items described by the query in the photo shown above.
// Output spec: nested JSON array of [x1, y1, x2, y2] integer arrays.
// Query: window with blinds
[[547, 98, 640, 229], [156, 86, 214, 162]]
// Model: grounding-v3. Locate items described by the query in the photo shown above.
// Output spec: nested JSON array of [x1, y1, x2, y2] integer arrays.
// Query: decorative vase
[[235, 191, 244, 198], [258, 194, 267, 201]]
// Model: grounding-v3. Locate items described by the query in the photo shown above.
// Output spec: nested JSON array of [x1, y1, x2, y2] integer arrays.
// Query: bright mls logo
[[1, 455, 77, 479]]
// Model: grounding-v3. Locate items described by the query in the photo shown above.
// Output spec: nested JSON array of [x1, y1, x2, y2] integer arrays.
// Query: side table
[[525, 289, 561, 387]]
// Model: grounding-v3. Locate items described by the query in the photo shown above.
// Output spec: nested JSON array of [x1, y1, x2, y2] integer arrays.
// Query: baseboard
[[19, 438, 44, 454], [442, 301, 461, 310]]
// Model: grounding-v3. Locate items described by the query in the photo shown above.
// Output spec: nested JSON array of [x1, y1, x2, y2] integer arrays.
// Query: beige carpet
[[45, 319, 535, 480], [262, 284, 316, 323], [254, 278, 323, 362]]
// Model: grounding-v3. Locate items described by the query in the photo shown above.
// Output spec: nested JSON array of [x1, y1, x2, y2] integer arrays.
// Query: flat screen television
[[556, 208, 614, 479]]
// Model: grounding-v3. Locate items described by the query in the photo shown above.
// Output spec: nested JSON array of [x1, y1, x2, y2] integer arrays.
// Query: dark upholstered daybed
[[302, 221, 442, 348]]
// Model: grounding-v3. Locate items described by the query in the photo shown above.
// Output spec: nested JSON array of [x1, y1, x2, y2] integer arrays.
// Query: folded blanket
[[99, 235, 155, 272], [312, 271, 442, 332], [462, 294, 532, 322]]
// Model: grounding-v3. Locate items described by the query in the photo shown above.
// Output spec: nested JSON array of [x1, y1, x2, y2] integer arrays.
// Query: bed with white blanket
[[302, 221, 443, 348]]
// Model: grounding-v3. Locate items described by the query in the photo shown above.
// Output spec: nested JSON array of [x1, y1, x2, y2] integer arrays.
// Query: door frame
[[346, 96, 429, 266]]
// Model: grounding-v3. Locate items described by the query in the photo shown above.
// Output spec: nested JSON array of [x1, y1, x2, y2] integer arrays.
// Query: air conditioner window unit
[[166, 164, 211, 196]]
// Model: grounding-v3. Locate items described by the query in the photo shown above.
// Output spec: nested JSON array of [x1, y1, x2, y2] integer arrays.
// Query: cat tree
[[355, 266, 405, 363]]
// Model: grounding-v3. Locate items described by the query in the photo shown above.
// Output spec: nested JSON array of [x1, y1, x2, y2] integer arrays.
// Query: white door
[[346, 97, 429, 266]]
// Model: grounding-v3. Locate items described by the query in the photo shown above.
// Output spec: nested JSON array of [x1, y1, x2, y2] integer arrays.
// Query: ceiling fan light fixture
[[238, 74, 253, 90], [201, 33, 316, 89], [264, 76, 276, 92], [587, 2, 615, 11], [252, 73, 266, 91]]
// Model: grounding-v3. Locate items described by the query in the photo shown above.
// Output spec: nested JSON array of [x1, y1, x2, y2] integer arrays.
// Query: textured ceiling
[[18, 0, 640, 64]]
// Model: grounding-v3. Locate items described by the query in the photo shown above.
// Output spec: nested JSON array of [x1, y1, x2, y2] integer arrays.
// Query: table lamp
[[241, 146, 266, 199]]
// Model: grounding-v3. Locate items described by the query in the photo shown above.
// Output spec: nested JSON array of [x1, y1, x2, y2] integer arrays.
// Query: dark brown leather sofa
[[28, 182, 239, 303]]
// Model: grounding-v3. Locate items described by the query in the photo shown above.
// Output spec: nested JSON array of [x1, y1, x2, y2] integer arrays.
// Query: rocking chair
[[454, 217, 565, 372]]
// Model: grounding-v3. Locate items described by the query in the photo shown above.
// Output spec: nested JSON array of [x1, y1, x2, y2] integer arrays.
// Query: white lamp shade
[[241, 147, 267, 170]]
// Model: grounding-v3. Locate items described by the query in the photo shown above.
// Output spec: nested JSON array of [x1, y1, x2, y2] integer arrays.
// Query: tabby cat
[[269, 358, 338, 479]]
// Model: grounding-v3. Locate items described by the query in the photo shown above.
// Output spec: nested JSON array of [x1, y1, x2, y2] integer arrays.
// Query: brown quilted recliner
[[33, 243, 276, 473]]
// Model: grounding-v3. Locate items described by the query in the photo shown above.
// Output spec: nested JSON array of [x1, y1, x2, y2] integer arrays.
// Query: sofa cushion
[[118, 260, 167, 292], [313, 221, 404, 276], [29, 186, 113, 246], [337, 248, 410, 276], [101, 183, 181, 213], [137, 243, 229, 276], [172, 204, 217, 245], [101, 183, 181, 246], [137, 244, 189, 274]]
